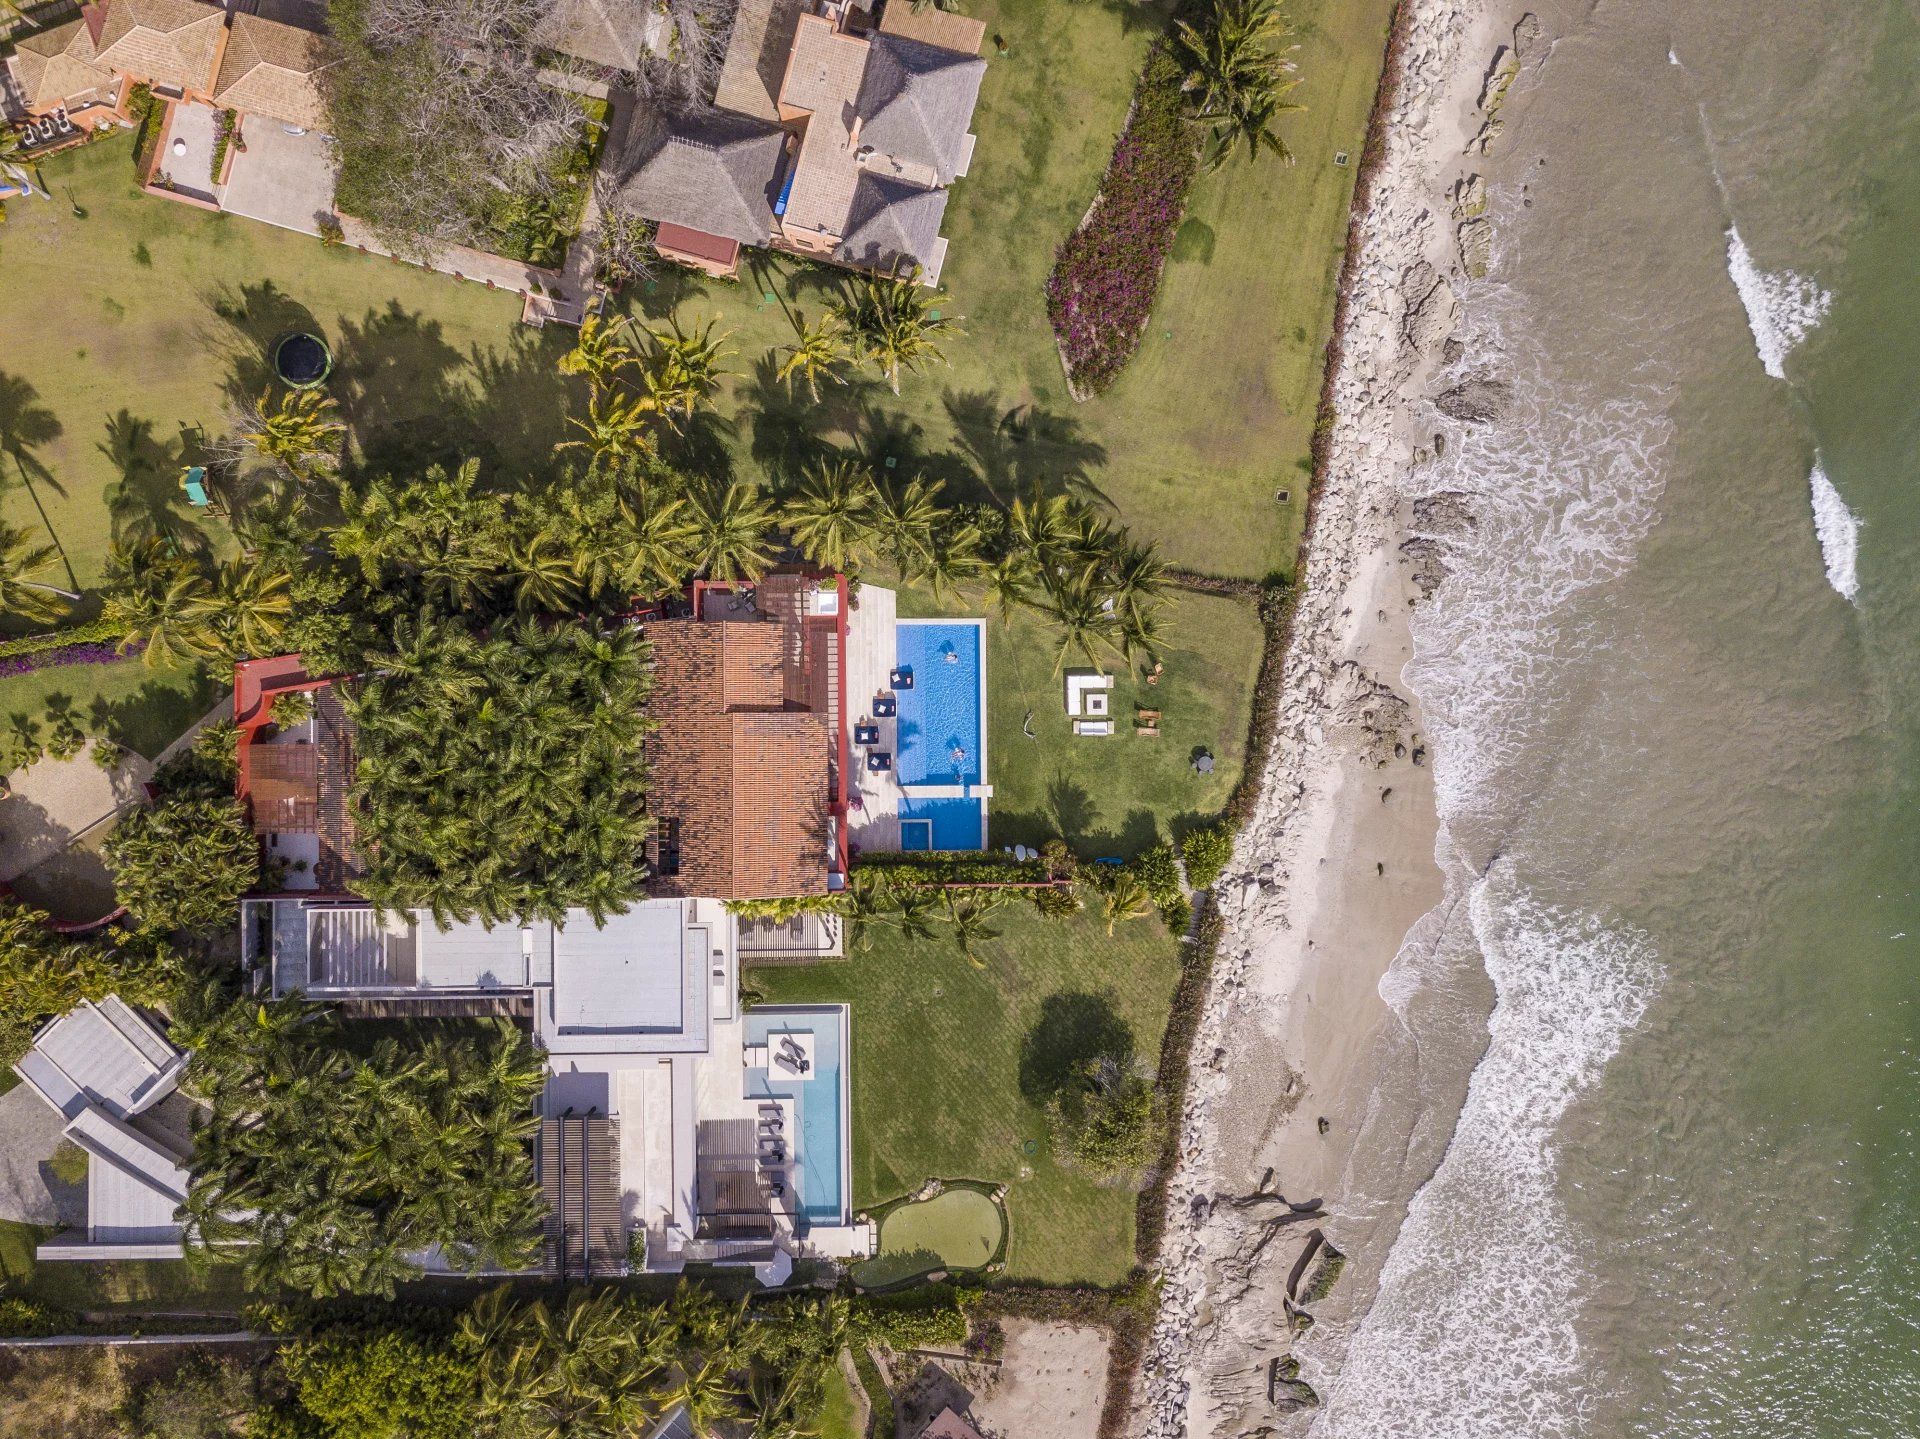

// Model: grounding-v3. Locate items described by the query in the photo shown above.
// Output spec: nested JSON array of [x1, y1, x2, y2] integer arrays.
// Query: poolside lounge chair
[[180, 468, 209, 507], [873, 696, 897, 718], [867, 751, 893, 772], [854, 722, 880, 746], [890, 667, 914, 690]]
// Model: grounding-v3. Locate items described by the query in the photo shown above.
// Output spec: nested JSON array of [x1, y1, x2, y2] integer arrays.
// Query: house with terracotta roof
[[4, 0, 339, 206], [218, 597, 871, 1283], [612, 0, 987, 281]]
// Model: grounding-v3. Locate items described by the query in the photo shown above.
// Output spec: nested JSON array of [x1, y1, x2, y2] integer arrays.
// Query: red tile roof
[[647, 619, 833, 899]]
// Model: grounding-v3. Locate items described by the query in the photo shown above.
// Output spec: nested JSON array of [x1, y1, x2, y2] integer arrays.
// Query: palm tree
[[1102, 869, 1155, 935], [557, 313, 637, 392], [605, 483, 701, 599], [241, 388, 346, 476], [1173, 0, 1306, 172], [841, 870, 897, 955], [781, 459, 878, 572], [981, 552, 1037, 628], [831, 268, 961, 395], [560, 385, 656, 462], [1036, 569, 1125, 676], [870, 475, 945, 579], [506, 531, 580, 614], [690, 482, 776, 582], [895, 887, 939, 943], [0, 520, 77, 624], [644, 316, 734, 430], [102, 538, 218, 667], [662, 1355, 746, 1437], [776, 312, 851, 401], [922, 516, 985, 602], [198, 556, 293, 659], [944, 891, 1003, 968]]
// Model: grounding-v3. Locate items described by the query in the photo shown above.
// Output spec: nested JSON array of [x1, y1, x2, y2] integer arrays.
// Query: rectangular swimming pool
[[899, 794, 986, 851], [743, 1006, 849, 1229], [894, 620, 985, 788]]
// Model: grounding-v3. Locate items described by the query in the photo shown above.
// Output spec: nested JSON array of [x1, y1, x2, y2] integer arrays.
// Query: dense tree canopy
[[345, 616, 652, 925], [178, 997, 548, 1296], [105, 791, 258, 935]]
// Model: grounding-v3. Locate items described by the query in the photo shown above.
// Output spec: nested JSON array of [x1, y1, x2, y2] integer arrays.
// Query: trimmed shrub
[[0, 615, 123, 661], [1181, 823, 1235, 891], [0, 1295, 74, 1337], [857, 852, 1050, 887]]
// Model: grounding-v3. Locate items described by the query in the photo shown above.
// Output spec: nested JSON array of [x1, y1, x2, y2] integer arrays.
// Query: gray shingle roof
[[533, 0, 662, 71], [854, 33, 985, 184], [614, 105, 787, 245], [834, 172, 948, 274]]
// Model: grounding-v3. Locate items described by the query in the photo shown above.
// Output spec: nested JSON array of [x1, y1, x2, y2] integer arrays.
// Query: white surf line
[[1675, 45, 1852, 599], [1808, 457, 1861, 602], [1671, 46, 1833, 381]]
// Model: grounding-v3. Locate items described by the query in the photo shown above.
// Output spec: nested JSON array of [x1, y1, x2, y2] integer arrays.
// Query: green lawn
[[0, 134, 562, 602], [816, 1359, 865, 1439], [1, 655, 219, 761], [0, 1220, 251, 1313], [857, 1187, 1006, 1288], [753, 902, 1182, 1287], [890, 583, 1262, 858], [610, 0, 1393, 581]]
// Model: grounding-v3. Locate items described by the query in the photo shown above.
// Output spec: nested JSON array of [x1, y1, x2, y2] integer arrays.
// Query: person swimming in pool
[[952, 746, 967, 765]]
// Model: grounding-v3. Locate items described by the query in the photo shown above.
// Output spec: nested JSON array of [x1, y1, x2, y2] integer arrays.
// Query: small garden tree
[[105, 790, 258, 934]]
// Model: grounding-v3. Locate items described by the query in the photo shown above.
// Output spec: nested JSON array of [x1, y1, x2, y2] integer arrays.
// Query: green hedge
[[857, 853, 1051, 887], [0, 1295, 76, 1337], [0, 616, 123, 661]]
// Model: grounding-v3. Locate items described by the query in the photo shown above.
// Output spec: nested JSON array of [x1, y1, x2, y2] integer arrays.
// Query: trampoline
[[274, 332, 332, 389]]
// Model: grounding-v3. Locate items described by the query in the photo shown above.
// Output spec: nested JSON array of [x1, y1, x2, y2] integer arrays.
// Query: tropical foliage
[[101, 537, 295, 669], [1046, 45, 1202, 396], [829, 268, 960, 395], [0, 518, 77, 624], [177, 996, 548, 1296], [1049, 0, 1304, 393], [1173, 0, 1305, 172], [344, 616, 652, 925], [778, 464, 1173, 675], [0, 898, 184, 1066], [1180, 820, 1235, 890], [105, 787, 258, 934]]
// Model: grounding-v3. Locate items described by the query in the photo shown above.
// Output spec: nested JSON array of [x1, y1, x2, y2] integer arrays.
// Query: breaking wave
[[1313, 282, 1672, 1437], [1808, 460, 1860, 602], [1725, 227, 1831, 380], [1316, 876, 1662, 1439]]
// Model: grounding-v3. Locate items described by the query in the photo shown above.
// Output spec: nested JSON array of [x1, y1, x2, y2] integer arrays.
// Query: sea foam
[[1315, 876, 1662, 1439], [1808, 460, 1860, 602], [1314, 289, 1673, 1436], [1725, 227, 1831, 380]]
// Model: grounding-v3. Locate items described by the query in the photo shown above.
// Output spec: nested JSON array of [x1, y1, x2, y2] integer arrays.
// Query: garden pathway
[[0, 1084, 82, 1226], [0, 739, 151, 885]]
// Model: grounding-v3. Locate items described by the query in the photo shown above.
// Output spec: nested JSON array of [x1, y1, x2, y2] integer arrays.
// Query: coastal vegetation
[[177, 997, 549, 1297], [1048, 0, 1306, 395]]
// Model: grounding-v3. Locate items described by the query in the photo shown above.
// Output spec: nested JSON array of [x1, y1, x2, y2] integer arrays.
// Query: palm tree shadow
[[202, 279, 325, 407], [0, 371, 79, 589], [941, 389, 1112, 509], [100, 410, 207, 555]]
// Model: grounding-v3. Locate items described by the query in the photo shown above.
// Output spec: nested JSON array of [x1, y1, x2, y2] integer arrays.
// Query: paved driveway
[[0, 1084, 82, 1226], [222, 122, 338, 237]]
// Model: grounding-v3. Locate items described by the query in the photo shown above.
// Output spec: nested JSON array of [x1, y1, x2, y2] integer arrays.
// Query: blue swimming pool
[[899, 794, 986, 851], [743, 1007, 848, 1229], [894, 621, 984, 787]]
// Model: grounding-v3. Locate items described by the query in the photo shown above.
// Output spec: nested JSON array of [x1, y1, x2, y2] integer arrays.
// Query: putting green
[[858, 1187, 1006, 1288]]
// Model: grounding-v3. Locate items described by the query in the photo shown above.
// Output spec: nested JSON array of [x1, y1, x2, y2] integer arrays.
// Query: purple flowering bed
[[1045, 45, 1202, 397], [0, 640, 138, 678]]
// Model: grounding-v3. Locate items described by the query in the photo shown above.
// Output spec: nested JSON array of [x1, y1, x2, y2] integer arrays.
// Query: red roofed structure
[[647, 572, 849, 899]]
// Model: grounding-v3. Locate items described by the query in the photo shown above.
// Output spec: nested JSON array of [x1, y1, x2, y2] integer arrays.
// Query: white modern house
[[12, 995, 196, 1260]]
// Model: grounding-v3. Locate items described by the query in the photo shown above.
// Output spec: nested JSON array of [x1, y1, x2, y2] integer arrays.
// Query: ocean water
[[1305, 1, 1920, 1433]]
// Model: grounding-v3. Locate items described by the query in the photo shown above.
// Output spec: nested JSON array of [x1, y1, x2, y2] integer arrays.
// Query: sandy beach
[[1137, 2, 1542, 1434]]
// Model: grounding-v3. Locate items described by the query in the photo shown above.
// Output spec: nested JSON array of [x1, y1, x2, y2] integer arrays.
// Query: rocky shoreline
[[1135, 2, 1546, 1435]]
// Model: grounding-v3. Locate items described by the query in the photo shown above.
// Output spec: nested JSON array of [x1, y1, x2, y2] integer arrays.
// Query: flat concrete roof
[[552, 903, 686, 1033]]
